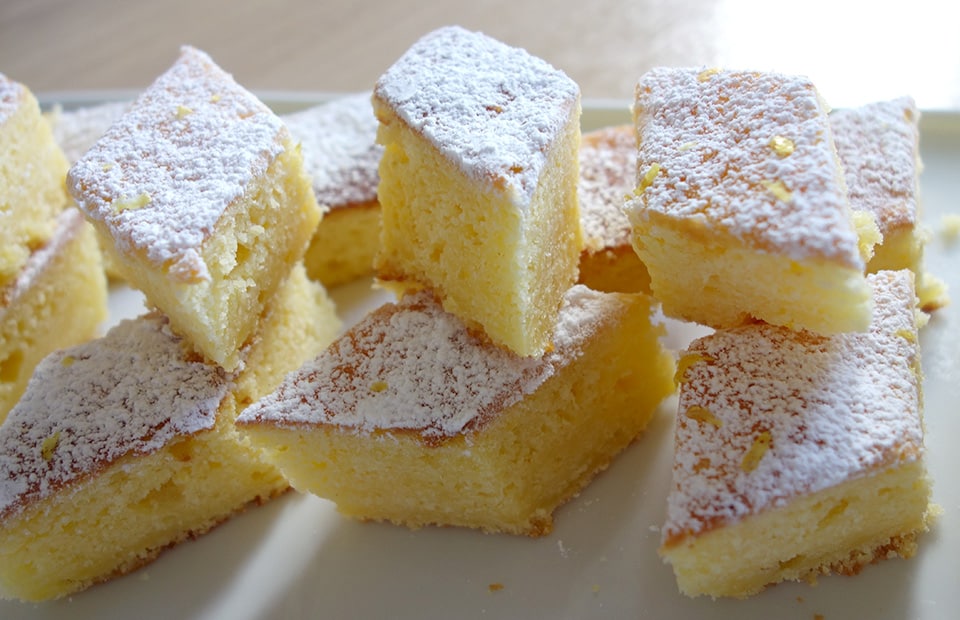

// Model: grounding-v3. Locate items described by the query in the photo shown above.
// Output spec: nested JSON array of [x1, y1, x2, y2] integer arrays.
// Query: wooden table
[[2, 0, 958, 109]]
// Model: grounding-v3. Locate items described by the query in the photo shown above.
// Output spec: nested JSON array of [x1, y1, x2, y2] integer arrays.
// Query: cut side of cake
[[624, 67, 873, 334], [237, 285, 676, 536], [66, 46, 321, 370], [283, 94, 384, 288], [372, 25, 582, 357], [660, 269, 934, 598], [578, 124, 651, 294], [0, 209, 107, 423], [0, 263, 339, 602], [830, 97, 948, 312], [0, 74, 70, 289]]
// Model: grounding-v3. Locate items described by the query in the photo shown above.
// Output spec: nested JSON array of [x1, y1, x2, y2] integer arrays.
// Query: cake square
[[830, 96, 948, 312], [237, 285, 675, 536], [0, 74, 70, 289], [372, 26, 582, 357], [1, 209, 108, 423], [624, 67, 873, 334], [0, 262, 340, 602], [282, 93, 383, 288], [660, 269, 934, 598], [577, 124, 651, 294], [66, 46, 321, 370]]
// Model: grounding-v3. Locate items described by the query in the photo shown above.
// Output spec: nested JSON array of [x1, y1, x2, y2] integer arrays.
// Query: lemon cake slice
[[660, 269, 934, 598], [0, 74, 70, 289], [1, 209, 107, 423], [66, 46, 321, 370], [831, 97, 948, 311], [283, 94, 384, 288], [578, 124, 651, 294], [372, 25, 582, 357], [237, 285, 675, 536], [624, 67, 873, 334], [0, 263, 339, 602]]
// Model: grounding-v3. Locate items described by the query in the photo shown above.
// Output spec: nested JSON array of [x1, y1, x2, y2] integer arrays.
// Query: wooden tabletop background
[[2, 0, 958, 110]]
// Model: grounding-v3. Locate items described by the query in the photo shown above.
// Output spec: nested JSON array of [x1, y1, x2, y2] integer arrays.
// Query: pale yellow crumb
[[941, 214, 960, 242], [488, 583, 504, 592]]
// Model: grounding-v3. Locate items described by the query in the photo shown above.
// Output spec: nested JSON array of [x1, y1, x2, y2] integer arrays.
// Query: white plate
[[5, 98, 960, 620]]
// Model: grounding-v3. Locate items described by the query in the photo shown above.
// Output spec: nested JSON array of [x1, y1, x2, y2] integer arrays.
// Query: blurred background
[[2, 0, 959, 108]]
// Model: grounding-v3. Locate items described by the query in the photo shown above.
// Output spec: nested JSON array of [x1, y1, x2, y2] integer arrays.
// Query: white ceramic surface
[[2, 100, 958, 620]]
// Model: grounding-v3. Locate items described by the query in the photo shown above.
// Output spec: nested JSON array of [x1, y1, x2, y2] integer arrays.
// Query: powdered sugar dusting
[[373, 25, 580, 205], [0, 314, 229, 519], [48, 100, 129, 163], [579, 125, 636, 252], [238, 285, 623, 440], [0, 209, 84, 310], [282, 94, 382, 209], [831, 97, 920, 233], [0, 74, 25, 124], [65, 46, 286, 282], [663, 270, 923, 544], [626, 67, 862, 267]]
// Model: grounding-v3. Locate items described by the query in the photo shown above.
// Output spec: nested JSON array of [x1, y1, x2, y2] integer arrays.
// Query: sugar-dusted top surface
[[373, 25, 580, 205], [49, 100, 130, 164], [0, 313, 229, 520], [238, 285, 625, 440], [579, 124, 636, 252], [0, 209, 84, 311], [0, 74, 25, 125], [626, 67, 862, 268], [65, 46, 286, 282], [830, 97, 920, 233], [663, 270, 923, 545], [282, 93, 382, 209]]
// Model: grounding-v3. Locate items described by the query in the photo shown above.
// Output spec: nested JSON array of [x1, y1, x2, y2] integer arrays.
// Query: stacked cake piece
[[622, 67, 938, 597], [0, 74, 107, 422], [237, 26, 676, 536], [0, 47, 341, 601]]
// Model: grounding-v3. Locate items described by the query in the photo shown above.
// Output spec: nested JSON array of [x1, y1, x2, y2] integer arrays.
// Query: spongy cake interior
[[372, 102, 582, 357], [240, 291, 675, 536]]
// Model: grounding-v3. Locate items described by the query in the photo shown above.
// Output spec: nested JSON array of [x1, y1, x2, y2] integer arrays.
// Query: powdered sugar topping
[[663, 270, 923, 544], [238, 285, 623, 440], [626, 67, 862, 268], [282, 93, 382, 209], [0, 74, 25, 124], [48, 99, 129, 163], [831, 97, 920, 233], [65, 46, 286, 282], [373, 26, 580, 205], [579, 125, 636, 252], [0, 314, 229, 519]]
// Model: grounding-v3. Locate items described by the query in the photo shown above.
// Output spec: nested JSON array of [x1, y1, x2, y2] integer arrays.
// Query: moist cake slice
[[283, 94, 384, 288], [660, 269, 934, 598], [1, 209, 107, 423], [0, 263, 339, 602], [237, 285, 675, 536], [66, 46, 321, 370], [577, 124, 651, 294], [0, 74, 70, 289], [624, 67, 873, 334], [372, 25, 582, 357], [830, 97, 948, 311]]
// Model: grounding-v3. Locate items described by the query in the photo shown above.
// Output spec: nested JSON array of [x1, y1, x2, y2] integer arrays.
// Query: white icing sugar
[[830, 97, 920, 232], [0, 313, 230, 519], [626, 67, 862, 268], [282, 93, 382, 209], [238, 285, 623, 440], [373, 25, 580, 205], [663, 270, 923, 543], [0, 74, 25, 124], [65, 46, 286, 282], [0, 209, 84, 311], [48, 100, 130, 163], [579, 125, 636, 252]]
